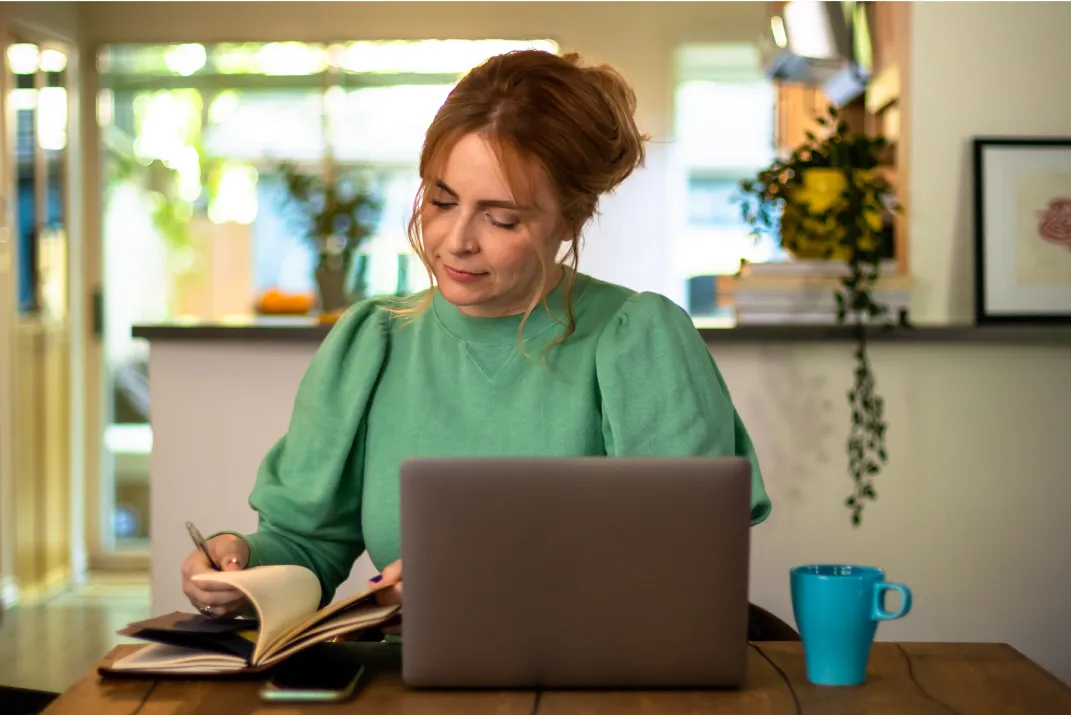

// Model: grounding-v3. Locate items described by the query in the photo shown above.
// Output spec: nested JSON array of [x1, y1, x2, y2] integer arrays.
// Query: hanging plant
[[736, 105, 907, 527]]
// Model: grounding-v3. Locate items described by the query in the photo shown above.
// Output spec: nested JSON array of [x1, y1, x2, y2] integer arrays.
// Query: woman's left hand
[[370, 560, 403, 635], [371, 559, 403, 605]]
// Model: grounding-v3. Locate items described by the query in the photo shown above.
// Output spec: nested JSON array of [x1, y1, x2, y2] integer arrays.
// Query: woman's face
[[420, 132, 564, 318]]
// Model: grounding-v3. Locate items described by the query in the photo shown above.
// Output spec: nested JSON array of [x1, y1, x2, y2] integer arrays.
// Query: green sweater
[[241, 273, 770, 603]]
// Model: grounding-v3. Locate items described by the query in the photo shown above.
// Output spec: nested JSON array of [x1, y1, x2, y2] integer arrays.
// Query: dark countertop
[[131, 317, 1071, 345], [133, 316, 337, 342]]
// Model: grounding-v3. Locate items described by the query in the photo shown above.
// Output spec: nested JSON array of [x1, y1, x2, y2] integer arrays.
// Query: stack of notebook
[[729, 259, 910, 325], [100, 565, 400, 676]]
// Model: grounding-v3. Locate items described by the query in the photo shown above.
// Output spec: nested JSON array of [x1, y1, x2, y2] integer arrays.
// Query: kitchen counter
[[132, 317, 1071, 344]]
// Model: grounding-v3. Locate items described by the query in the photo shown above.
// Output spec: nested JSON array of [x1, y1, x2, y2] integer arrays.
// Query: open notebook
[[99, 565, 400, 676]]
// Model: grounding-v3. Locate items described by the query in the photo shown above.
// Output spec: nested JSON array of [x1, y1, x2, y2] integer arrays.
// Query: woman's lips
[[444, 265, 488, 283]]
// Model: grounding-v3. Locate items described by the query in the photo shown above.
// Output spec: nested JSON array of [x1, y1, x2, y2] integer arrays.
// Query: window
[[98, 39, 558, 328], [671, 44, 787, 321]]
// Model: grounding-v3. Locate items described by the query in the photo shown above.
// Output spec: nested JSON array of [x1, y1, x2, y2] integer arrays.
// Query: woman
[[182, 49, 771, 619]]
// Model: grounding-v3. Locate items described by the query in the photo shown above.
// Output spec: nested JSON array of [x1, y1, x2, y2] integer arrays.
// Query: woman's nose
[[443, 212, 479, 255]]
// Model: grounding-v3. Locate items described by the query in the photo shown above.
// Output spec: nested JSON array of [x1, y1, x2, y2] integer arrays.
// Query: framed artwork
[[973, 137, 1071, 324]]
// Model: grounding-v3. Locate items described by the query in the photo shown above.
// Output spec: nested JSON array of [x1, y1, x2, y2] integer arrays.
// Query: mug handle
[[872, 582, 913, 620]]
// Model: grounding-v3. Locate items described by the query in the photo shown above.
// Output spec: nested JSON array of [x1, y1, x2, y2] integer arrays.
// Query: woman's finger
[[181, 538, 250, 619], [219, 556, 243, 571], [187, 582, 244, 601], [194, 589, 247, 608], [374, 583, 403, 606], [206, 535, 250, 571], [194, 578, 245, 592], [184, 580, 245, 606], [381, 556, 404, 586]]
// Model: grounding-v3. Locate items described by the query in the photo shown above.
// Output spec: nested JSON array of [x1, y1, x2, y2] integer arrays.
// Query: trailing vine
[[737, 105, 906, 527]]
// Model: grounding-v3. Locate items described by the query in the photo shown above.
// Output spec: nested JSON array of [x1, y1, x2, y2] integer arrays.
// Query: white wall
[[0, 2, 80, 43], [715, 341, 1071, 684], [908, 1, 1071, 324], [579, 145, 677, 302]]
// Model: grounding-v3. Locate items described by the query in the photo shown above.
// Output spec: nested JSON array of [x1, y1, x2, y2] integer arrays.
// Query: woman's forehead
[[431, 132, 555, 211]]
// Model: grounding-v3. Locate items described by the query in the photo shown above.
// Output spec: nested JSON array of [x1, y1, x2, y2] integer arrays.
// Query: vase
[[350, 252, 370, 301], [395, 253, 410, 296], [781, 169, 883, 261], [314, 250, 373, 314], [314, 261, 351, 314]]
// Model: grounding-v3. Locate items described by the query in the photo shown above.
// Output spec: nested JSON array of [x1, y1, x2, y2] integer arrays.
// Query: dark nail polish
[[370, 575, 383, 583]]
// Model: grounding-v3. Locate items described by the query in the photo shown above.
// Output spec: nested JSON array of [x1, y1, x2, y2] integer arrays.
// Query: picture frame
[[973, 137, 1071, 324]]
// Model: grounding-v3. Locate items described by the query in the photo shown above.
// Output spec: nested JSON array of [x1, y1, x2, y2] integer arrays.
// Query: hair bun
[[580, 62, 648, 193], [417, 49, 650, 239]]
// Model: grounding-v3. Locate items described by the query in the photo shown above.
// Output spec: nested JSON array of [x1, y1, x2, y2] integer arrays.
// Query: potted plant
[[736, 105, 906, 527], [277, 162, 382, 314]]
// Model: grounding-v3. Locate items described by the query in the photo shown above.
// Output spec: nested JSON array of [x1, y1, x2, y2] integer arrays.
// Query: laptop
[[399, 457, 752, 689]]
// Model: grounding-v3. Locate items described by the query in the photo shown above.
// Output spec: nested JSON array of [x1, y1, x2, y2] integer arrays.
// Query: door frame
[[0, 24, 16, 606], [0, 12, 88, 603], [79, 40, 149, 572]]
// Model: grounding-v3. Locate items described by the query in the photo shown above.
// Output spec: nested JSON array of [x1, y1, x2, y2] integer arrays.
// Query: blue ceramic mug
[[790, 564, 912, 686]]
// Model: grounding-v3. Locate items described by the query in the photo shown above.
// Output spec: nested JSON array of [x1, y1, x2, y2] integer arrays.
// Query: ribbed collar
[[432, 271, 589, 345]]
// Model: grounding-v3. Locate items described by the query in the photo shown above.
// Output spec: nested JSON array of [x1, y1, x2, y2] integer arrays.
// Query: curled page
[[192, 564, 321, 664]]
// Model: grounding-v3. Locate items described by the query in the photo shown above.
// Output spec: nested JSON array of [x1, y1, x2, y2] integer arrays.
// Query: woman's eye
[[429, 200, 455, 209], [487, 214, 519, 231]]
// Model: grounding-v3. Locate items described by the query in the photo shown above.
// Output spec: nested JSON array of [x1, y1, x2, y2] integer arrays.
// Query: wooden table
[[43, 642, 1071, 714]]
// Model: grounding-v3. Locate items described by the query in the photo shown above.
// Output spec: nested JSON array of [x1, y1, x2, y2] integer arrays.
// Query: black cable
[[750, 642, 802, 715], [128, 679, 158, 715], [528, 688, 542, 715], [894, 643, 962, 715]]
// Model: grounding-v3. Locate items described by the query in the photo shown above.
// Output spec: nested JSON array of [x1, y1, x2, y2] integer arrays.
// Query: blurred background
[[2, 0, 1070, 697]]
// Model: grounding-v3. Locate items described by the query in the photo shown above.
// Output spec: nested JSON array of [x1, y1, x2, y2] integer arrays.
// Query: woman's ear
[[552, 220, 575, 245]]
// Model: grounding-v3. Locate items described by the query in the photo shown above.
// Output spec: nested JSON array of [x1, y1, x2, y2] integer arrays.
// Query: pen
[[186, 521, 221, 571]]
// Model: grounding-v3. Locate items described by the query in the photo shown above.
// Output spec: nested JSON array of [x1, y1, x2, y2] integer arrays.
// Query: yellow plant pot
[[781, 168, 883, 260]]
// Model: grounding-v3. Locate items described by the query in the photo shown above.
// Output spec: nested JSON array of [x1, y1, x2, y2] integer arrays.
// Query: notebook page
[[193, 564, 321, 663], [110, 642, 247, 673]]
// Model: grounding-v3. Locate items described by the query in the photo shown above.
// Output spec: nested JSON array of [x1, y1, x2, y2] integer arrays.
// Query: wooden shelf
[[770, 1, 912, 276]]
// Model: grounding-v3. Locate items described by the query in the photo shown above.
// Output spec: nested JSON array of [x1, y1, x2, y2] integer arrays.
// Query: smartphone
[[259, 646, 365, 702]]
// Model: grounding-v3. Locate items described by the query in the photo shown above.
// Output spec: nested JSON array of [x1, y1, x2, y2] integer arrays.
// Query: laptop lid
[[399, 457, 752, 689]]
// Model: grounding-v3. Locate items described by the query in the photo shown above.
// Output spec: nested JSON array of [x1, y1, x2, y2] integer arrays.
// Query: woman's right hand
[[181, 534, 250, 618]]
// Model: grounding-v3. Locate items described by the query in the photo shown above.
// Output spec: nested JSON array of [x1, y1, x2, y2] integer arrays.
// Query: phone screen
[[261, 645, 364, 701]]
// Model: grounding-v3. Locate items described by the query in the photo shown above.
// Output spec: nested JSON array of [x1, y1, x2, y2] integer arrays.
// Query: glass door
[[2, 35, 76, 595]]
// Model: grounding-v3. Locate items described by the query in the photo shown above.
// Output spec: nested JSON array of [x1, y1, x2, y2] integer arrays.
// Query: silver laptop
[[399, 457, 752, 689]]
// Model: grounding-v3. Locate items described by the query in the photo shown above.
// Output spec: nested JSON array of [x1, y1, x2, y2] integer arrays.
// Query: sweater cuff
[[232, 530, 295, 569]]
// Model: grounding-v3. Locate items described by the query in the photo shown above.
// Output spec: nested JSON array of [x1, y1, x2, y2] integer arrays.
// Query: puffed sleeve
[[239, 298, 392, 603], [595, 292, 771, 525]]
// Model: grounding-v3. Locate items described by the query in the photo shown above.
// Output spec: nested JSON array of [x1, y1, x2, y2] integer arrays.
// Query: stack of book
[[727, 260, 910, 325]]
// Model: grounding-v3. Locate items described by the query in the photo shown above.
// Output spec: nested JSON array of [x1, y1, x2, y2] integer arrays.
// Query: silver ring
[[199, 605, 214, 617]]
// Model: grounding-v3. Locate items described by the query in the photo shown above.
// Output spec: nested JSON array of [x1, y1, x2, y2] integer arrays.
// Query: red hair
[[399, 50, 648, 347]]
